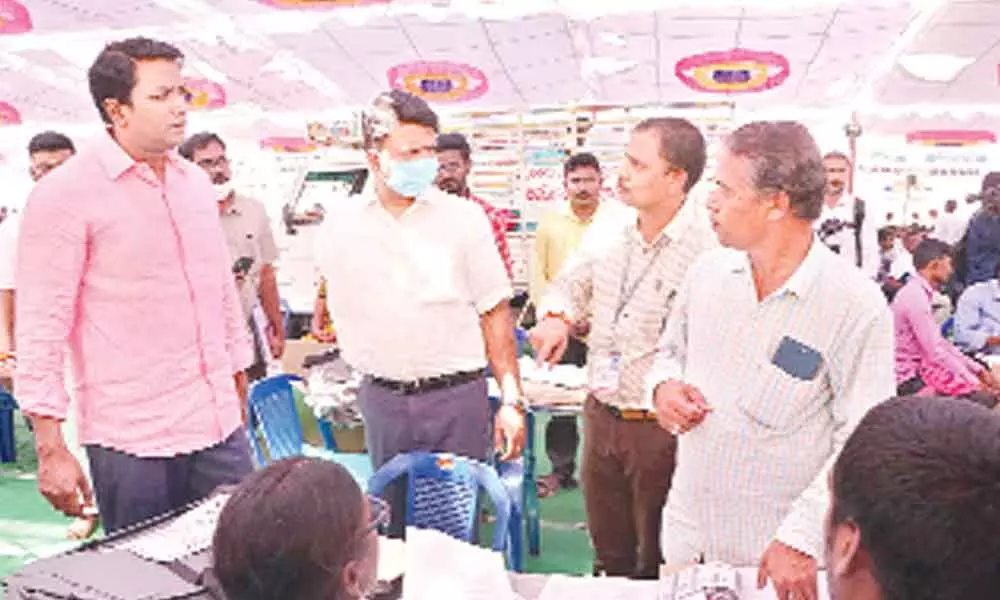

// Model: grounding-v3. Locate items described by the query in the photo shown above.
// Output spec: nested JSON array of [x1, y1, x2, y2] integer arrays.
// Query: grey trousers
[[360, 377, 491, 538], [85, 428, 253, 534]]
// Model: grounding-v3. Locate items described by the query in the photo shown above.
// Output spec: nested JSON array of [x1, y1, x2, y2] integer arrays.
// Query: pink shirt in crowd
[[891, 273, 980, 386], [15, 133, 252, 457]]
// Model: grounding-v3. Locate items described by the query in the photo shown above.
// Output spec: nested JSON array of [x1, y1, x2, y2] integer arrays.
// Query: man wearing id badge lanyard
[[647, 121, 895, 600], [531, 117, 717, 579]]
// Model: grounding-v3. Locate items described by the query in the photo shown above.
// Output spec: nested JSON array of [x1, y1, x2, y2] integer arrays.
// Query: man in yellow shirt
[[530, 152, 602, 496]]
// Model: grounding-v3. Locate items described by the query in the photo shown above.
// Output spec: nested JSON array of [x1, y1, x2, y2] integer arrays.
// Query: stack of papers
[[403, 527, 520, 600]]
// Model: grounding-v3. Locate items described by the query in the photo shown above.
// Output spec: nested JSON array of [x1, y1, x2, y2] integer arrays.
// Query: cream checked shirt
[[645, 239, 895, 566], [540, 200, 717, 408]]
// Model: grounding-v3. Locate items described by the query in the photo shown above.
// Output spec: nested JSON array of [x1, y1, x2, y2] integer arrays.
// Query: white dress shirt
[[316, 187, 511, 380], [815, 195, 879, 279], [645, 239, 895, 566], [934, 210, 968, 245]]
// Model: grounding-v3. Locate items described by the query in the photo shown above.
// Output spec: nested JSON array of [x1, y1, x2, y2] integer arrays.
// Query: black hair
[[564, 152, 601, 177], [823, 151, 852, 166], [362, 89, 439, 150], [877, 227, 894, 244], [726, 121, 827, 221], [436, 132, 471, 161], [633, 117, 706, 193], [831, 396, 1000, 600], [27, 131, 75, 155], [88, 37, 184, 126], [912, 238, 952, 270], [179, 131, 226, 161], [213, 458, 369, 600]]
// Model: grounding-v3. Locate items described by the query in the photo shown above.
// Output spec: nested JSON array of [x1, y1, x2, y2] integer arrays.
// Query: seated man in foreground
[[825, 395, 1000, 600]]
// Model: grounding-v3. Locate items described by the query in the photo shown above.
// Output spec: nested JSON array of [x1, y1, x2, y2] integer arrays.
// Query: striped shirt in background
[[646, 239, 895, 566], [539, 200, 717, 409]]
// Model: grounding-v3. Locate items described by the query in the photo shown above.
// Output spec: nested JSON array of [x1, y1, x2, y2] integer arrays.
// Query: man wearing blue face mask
[[315, 90, 527, 538]]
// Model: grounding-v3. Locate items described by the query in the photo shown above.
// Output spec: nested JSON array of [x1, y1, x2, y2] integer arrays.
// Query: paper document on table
[[537, 574, 658, 599], [402, 527, 520, 600]]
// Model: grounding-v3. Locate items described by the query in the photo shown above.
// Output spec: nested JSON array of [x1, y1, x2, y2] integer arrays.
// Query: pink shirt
[[15, 133, 253, 457], [891, 273, 980, 385]]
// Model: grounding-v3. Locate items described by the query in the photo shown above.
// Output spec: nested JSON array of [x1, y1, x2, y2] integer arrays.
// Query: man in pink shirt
[[891, 237, 999, 406], [15, 37, 254, 533]]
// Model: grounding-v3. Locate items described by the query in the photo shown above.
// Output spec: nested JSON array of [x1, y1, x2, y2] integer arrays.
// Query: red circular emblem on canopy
[[0, 0, 32, 35], [676, 49, 789, 94]]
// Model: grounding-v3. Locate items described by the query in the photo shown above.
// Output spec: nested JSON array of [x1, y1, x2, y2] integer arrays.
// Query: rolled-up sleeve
[[14, 182, 87, 420], [464, 208, 512, 314], [775, 306, 895, 557]]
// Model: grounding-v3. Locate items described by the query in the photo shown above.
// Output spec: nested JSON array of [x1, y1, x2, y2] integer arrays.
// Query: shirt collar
[[94, 130, 186, 181], [730, 235, 827, 300], [220, 194, 243, 217], [625, 198, 695, 248], [559, 201, 600, 225], [914, 272, 935, 299], [364, 186, 440, 210]]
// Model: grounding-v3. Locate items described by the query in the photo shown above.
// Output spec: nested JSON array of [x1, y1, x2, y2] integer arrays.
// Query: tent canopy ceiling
[[0, 0, 997, 141]]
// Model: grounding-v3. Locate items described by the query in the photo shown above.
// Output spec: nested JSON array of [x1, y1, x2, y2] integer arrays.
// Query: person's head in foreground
[[825, 396, 1000, 600], [362, 89, 440, 200], [213, 458, 386, 600], [88, 37, 188, 158], [27, 131, 75, 182], [707, 121, 827, 250]]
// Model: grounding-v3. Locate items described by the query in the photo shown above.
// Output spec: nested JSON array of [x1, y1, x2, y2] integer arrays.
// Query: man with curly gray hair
[[315, 90, 526, 538], [647, 121, 895, 600]]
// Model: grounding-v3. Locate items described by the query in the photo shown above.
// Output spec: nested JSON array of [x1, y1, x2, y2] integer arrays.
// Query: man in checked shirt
[[648, 121, 894, 600], [530, 117, 717, 579]]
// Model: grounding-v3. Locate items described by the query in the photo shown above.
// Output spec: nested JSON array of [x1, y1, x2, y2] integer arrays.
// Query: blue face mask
[[382, 155, 439, 198]]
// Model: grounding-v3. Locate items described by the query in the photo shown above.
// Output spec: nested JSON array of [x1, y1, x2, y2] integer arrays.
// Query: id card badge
[[591, 352, 622, 394]]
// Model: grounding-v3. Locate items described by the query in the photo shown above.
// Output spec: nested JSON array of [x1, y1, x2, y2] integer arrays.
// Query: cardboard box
[[282, 339, 336, 377]]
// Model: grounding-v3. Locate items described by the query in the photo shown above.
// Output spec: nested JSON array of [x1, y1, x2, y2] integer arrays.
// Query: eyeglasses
[[196, 156, 229, 170], [366, 495, 391, 535]]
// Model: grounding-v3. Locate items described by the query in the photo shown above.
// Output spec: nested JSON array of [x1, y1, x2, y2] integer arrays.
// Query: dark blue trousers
[[85, 428, 253, 534]]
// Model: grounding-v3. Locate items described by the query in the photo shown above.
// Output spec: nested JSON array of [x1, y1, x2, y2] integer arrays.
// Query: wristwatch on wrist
[[503, 397, 528, 414], [543, 311, 573, 329]]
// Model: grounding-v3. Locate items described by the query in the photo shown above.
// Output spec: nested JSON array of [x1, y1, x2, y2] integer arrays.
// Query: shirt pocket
[[737, 360, 828, 433]]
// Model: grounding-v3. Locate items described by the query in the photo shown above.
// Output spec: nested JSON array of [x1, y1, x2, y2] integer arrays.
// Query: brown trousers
[[581, 395, 677, 579]]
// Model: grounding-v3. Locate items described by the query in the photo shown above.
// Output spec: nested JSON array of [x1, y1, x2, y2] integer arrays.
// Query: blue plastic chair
[[247, 374, 306, 465], [247, 374, 374, 485], [368, 452, 514, 561]]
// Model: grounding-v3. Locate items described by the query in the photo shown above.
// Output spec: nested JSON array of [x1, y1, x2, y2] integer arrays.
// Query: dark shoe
[[560, 476, 579, 490]]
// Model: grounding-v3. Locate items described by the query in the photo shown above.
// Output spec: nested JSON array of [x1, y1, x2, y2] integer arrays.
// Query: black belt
[[368, 368, 486, 396]]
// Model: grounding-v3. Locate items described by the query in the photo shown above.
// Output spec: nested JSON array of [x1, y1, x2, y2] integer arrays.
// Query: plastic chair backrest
[[248, 374, 304, 464], [368, 452, 512, 552]]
